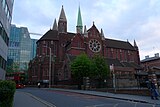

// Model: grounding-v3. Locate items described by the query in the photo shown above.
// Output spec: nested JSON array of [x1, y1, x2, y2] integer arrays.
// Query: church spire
[[58, 5, 67, 33], [134, 40, 138, 47], [84, 25, 88, 37], [101, 28, 105, 40], [76, 6, 83, 34], [134, 39, 138, 50], [59, 5, 67, 22], [52, 19, 58, 30]]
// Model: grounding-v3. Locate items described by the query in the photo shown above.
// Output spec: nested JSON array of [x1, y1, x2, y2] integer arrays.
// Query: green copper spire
[[77, 6, 82, 26], [76, 6, 83, 34]]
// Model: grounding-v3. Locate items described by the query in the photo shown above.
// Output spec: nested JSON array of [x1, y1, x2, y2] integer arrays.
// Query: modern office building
[[8, 25, 20, 64], [0, 0, 14, 80], [31, 39, 38, 59], [8, 25, 32, 71], [19, 27, 32, 70]]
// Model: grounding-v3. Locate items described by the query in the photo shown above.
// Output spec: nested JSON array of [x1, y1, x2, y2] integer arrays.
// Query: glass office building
[[8, 25, 32, 71], [8, 25, 20, 64], [0, 0, 14, 80], [31, 39, 38, 59]]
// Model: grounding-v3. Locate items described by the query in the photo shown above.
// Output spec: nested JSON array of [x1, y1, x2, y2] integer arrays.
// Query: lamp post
[[48, 47, 51, 88], [43, 46, 52, 88], [110, 64, 116, 93], [44, 46, 56, 88]]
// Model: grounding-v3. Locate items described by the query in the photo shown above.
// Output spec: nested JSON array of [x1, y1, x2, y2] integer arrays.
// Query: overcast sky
[[12, 0, 160, 60]]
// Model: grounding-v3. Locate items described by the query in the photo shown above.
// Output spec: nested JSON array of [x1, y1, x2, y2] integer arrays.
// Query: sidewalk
[[48, 88, 160, 105], [13, 91, 54, 107]]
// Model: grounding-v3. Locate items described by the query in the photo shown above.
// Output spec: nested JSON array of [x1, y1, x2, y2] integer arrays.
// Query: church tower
[[58, 5, 67, 33], [76, 6, 83, 34]]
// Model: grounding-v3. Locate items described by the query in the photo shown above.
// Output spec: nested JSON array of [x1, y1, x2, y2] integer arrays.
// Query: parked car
[[16, 83, 25, 89]]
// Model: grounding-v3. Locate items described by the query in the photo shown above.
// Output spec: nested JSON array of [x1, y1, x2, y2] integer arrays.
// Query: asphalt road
[[17, 88, 159, 107]]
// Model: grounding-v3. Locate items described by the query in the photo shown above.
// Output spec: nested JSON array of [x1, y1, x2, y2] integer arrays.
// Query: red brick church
[[28, 6, 141, 87]]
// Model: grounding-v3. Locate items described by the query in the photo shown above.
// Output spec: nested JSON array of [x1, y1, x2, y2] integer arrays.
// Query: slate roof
[[135, 70, 160, 76], [152, 66, 160, 70], [66, 54, 77, 62], [121, 62, 141, 69], [135, 71, 148, 76], [38, 27, 136, 52], [38, 30, 58, 41], [141, 57, 160, 63], [105, 58, 123, 67], [65, 32, 76, 37], [66, 54, 140, 69], [38, 30, 76, 42], [105, 39, 135, 50]]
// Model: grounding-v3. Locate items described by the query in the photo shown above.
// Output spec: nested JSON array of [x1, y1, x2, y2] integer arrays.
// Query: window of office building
[[2, 0, 5, 9], [11, 0, 14, 4], [0, 56, 2, 68], [2, 0, 12, 25], [5, 3, 7, 14], [0, 22, 9, 45], [0, 23, 2, 36], [0, 55, 6, 70]]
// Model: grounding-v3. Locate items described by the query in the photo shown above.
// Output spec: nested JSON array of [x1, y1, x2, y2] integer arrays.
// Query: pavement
[[14, 88, 160, 107], [13, 91, 55, 107]]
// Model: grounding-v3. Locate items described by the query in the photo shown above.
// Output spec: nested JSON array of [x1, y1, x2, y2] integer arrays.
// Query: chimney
[[155, 53, 159, 57], [145, 55, 149, 59]]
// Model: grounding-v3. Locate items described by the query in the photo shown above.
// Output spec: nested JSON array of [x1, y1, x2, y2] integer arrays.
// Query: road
[[17, 88, 159, 107]]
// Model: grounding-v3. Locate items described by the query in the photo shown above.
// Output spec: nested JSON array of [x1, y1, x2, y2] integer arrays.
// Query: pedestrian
[[150, 81, 159, 100], [38, 82, 41, 88]]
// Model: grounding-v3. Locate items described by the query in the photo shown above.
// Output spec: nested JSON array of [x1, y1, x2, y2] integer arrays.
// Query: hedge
[[0, 80, 16, 107]]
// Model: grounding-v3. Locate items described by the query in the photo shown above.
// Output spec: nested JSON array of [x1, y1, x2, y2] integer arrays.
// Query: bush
[[0, 80, 16, 107]]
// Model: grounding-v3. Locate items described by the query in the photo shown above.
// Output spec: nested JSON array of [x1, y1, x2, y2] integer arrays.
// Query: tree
[[6, 63, 19, 73], [70, 53, 92, 89], [91, 54, 110, 88]]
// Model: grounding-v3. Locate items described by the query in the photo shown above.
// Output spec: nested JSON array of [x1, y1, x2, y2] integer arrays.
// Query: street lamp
[[43, 46, 52, 88], [48, 47, 51, 88], [44, 46, 56, 88], [110, 64, 116, 93]]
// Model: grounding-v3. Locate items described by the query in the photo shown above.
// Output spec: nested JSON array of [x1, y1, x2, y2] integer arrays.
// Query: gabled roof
[[105, 39, 135, 50], [38, 30, 58, 41], [87, 23, 100, 33]]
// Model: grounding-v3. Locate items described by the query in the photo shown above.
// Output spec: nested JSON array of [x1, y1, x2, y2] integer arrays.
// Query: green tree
[[6, 63, 19, 73], [70, 53, 92, 89], [91, 54, 109, 88]]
